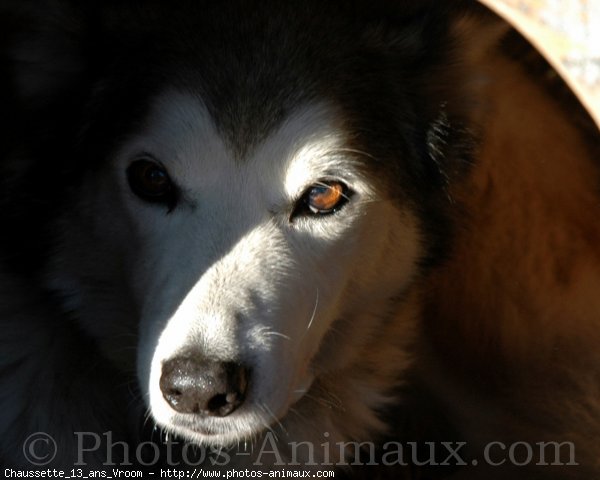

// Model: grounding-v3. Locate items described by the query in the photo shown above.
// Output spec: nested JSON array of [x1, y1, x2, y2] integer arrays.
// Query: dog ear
[[358, 1, 510, 162], [359, 1, 508, 119], [451, 3, 511, 69], [360, 1, 508, 62], [354, 1, 510, 266]]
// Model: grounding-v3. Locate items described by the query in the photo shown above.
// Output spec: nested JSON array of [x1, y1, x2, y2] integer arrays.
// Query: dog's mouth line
[[167, 402, 281, 436], [168, 417, 268, 445], [165, 398, 298, 442], [169, 416, 244, 437]]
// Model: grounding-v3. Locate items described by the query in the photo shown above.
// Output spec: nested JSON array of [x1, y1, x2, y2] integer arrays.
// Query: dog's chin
[[161, 414, 268, 447]]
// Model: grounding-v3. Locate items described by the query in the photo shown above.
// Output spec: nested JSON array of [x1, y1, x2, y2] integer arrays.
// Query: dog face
[[72, 91, 410, 447], [63, 89, 422, 444], [2, 0, 483, 450]]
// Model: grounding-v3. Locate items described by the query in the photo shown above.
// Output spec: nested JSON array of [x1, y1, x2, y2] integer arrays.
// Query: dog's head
[[1, 0, 498, 449]]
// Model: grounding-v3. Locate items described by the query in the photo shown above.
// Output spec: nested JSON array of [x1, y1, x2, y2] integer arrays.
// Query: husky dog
[[4, 0, 598, 478], [0, 0, 489, 471]]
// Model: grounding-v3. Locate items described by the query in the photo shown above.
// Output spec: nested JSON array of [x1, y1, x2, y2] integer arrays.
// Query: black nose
[[160, 356, 249, 416]]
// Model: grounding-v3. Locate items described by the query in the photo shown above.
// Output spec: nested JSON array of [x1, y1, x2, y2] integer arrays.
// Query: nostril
[[207, 393, 229, 414], [206, 387, 244, 416], [205, 363, 248, 416], [164, 388, 183, 404], [160, 356, 250, 417]]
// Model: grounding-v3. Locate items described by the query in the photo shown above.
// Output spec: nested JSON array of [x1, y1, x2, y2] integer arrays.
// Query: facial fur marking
[[115, 91, 423, 450]]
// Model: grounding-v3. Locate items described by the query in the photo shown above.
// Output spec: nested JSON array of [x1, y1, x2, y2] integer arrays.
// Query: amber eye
[[306, 182, 346, 213], [291, 181, 351, 220], [127, 158, 176, 207]]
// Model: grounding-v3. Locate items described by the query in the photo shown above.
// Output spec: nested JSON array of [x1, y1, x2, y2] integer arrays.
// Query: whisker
[[261, 402, 287, 436], [143, 408, 155, 430], [301, 392, 342, 410], [256, 406, 279, 443], [263, 331, 291, 341], [304, 289, 320, 336], [288, 407, 306, 422]]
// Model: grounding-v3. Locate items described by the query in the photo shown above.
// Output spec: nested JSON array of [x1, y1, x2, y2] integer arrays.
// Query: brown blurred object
[[479, 0, 600, 128]]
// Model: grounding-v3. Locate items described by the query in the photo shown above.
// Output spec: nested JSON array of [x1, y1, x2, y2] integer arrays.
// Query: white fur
[[2, 89, 423, 468], [109, 91, 423, 450]]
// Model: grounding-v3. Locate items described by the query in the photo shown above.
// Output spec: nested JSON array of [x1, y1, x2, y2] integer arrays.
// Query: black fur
[[0, 0, 480, 274], [0, 0, 487, 473]]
